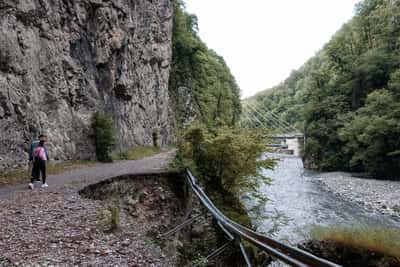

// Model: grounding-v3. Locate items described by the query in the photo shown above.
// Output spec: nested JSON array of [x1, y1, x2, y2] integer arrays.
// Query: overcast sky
[[184, 0, 360, 98]]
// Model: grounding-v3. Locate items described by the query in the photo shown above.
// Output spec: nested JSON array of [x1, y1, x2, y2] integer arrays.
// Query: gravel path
[[0, 151, 177, 266], [316, 172, 400, 219], [0, 150, 175, 199]]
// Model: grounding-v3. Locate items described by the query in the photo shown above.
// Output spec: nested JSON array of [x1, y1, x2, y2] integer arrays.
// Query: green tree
[[175, 123, 274, 210], [340, 90, 400, 179]]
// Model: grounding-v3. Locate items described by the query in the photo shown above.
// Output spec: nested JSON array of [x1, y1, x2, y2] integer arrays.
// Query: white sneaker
[[42, 183, 48, 188], [28, 183, 34, 189]]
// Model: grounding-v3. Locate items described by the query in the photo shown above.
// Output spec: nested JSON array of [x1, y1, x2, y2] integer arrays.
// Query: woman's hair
[[39, 140, 45, 146]]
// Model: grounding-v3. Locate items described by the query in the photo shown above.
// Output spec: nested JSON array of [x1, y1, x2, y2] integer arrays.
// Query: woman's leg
[[31, 160, 40, 183], [40, 160, 46, 184]]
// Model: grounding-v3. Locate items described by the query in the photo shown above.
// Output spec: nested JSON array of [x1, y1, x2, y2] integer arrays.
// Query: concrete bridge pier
[[268, 134, 304, 157]]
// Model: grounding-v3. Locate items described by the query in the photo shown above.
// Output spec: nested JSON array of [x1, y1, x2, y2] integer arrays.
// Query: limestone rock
[[0, 0, 173, 167]]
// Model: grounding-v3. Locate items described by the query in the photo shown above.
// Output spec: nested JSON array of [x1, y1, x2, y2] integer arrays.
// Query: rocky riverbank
[[316, 172, 400, 220]]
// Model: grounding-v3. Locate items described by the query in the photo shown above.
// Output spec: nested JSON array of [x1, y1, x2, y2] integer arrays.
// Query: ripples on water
[[244, 153, 399, 245]]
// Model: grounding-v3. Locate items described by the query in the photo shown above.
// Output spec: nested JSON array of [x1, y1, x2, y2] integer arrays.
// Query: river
[[244, 153, 400, 246]]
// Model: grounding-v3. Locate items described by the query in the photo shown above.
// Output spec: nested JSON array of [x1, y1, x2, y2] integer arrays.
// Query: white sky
[[184, 0, 360, 98]]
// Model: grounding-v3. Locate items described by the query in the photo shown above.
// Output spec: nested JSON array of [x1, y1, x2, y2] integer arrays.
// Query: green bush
[[176, 123, 274, 198], [92, 112, 115, 162], [152, 130, 159, 147], [110, 206, 120, 232]]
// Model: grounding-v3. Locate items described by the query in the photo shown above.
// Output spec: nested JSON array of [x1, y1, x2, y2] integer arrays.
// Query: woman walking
[[29, 140, 48, 189]]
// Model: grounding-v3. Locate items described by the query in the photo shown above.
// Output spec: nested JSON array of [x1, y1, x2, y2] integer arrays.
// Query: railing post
[[201, 239, 235, 265], [162, 213, 203, 237], [238, 239, 253, 267]]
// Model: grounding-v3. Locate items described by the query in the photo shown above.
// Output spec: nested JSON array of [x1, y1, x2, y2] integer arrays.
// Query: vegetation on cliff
[[169, 1, 241, 129], [170, 1, 272, 223], [244, 0, 400, 179]]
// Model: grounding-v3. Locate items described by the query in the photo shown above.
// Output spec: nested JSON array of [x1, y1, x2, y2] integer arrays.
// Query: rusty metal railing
[[185, 169, 342, 267]]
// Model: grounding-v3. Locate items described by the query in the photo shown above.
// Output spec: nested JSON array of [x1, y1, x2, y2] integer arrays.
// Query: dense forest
[[169, 1, 241, 129], [245, 0, 400, 179]]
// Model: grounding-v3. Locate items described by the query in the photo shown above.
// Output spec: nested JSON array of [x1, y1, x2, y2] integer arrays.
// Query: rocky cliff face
[[0, 0, 173, 167]]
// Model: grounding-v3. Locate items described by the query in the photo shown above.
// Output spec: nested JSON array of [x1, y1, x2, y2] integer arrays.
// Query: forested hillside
[[169, 1, 241, 129], [245, 0, 400, 179]]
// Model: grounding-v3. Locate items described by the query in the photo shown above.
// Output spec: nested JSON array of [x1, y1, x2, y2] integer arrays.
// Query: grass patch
[[0, 161, 95, 187], [311, 225, 400, 259], [109, 205, 121, 232], [114, 146, 161, 160]]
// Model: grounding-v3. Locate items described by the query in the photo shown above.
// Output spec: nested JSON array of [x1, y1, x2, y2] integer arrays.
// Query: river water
[[245, 153, 400, 245]]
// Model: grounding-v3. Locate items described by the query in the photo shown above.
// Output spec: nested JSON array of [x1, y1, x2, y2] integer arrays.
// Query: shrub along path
[[0, 150, 177, 266]]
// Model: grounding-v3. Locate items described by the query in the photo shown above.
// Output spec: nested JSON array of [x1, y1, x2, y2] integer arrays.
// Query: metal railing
[[185, 170, 342, 267]]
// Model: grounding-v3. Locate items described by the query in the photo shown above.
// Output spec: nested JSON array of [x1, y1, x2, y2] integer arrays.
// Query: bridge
[[240, 102, 304, 155], [164, 170, 341, 267], [271, 133, 304, 139]]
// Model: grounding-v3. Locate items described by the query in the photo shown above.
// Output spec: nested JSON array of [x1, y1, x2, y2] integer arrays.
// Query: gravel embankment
[[316, 172, 400, 219]]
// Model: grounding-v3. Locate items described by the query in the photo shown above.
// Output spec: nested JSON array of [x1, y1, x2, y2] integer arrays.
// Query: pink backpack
[[33, 146, 47, 161]]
